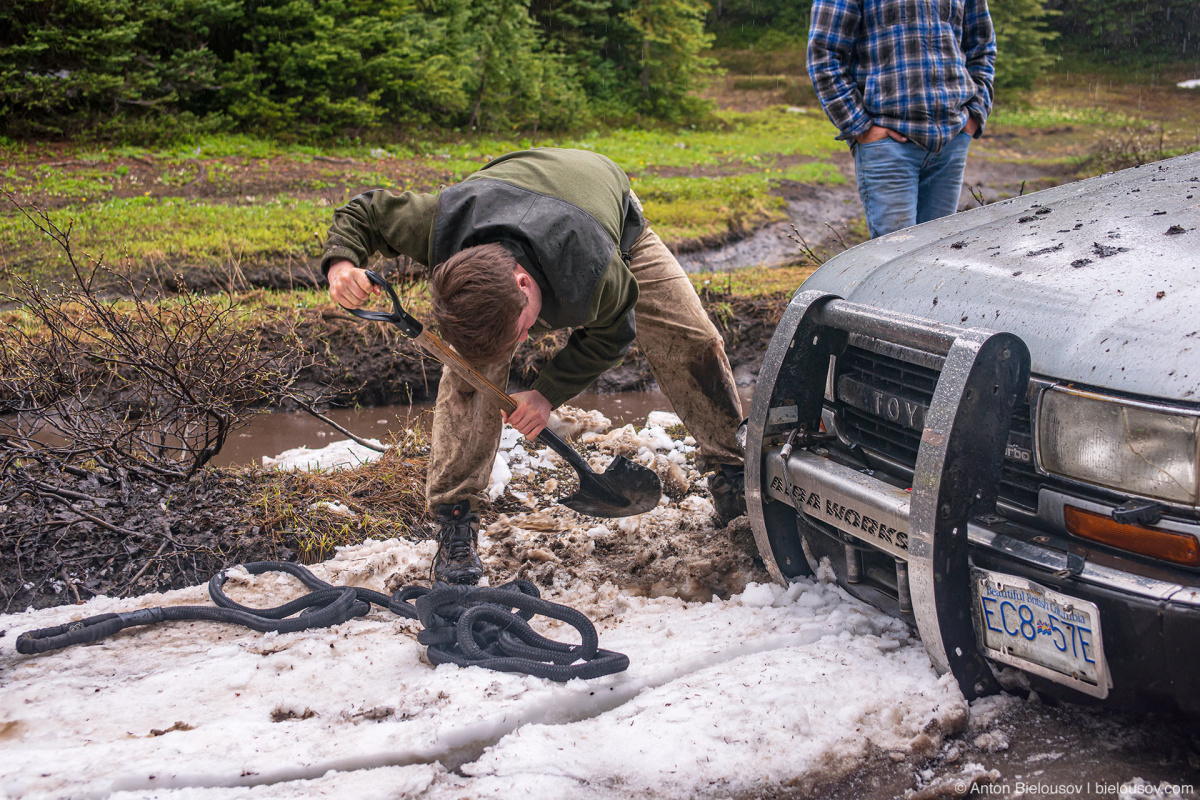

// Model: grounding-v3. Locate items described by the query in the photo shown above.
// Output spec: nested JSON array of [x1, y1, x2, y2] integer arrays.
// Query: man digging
[[322, 148, 746, 585]]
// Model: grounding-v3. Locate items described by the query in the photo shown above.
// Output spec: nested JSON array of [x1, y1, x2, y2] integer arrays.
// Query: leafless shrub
[[968, 183, 990, 207], [787, 222, 856, 268], [1083, 126, 1167, 174], [968, 180, 1025, 208], [0, 195, 312, 481]]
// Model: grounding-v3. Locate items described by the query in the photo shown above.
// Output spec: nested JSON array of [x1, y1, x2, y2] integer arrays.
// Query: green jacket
[[321, 148, 644, 407]]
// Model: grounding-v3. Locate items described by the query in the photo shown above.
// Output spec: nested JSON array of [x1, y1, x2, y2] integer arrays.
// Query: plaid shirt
[[807, 0, 996, 153]]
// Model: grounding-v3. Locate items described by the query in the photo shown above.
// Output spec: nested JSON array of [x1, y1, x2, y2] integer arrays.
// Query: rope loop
[[16, 562, 629, 681]]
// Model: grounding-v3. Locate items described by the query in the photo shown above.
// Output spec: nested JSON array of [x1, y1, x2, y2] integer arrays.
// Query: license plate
[[971, 569, 1110, 698]]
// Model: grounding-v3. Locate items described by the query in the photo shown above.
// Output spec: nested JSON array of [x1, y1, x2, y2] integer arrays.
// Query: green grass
[[1, 107, 846, 277], [571, 109, 840, 171], [1, 166, 117, 200], [1, 196, 330, 270], [989, 104, 1144, 129], [634, 160, 843, 242], [694, 263, 819, 297], [637, 173, 785, 241], [777, 161, 843, 183]]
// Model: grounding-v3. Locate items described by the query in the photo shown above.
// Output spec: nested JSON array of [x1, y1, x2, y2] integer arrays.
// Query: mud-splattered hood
[[801, 152, 1200, 403]]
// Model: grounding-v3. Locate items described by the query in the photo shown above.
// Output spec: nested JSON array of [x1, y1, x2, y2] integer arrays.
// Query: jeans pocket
[[856, 137, 900, 154]]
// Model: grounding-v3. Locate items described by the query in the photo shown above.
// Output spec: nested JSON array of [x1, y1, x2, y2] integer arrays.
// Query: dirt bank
[[293, 288, 792, 407]]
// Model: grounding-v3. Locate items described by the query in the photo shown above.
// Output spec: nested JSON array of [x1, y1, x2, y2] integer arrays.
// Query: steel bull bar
[[746, 291, 1030, 700]]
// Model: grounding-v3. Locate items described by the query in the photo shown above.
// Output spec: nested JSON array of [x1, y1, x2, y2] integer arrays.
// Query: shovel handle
[[535, 427, 595, 476], [414, 330, 518, 416], [415, 331, 594, 475], [336, 271, 516, 414]]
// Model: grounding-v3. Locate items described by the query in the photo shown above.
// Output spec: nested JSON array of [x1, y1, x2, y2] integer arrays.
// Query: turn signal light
[[1064, 506, 1200, 567]]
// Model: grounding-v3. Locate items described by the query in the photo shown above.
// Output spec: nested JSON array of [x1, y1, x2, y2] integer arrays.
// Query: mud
[[0, 468, 291, 614], [292, 291, 790, 409], [678, 152, 1081, 273], [909, 693, 1200, 799], [360, 415, 771, 607], [0, 403, 771, 616]]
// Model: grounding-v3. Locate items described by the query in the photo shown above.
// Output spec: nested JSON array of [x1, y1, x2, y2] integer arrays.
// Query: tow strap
[[15, 561, 630, 682]]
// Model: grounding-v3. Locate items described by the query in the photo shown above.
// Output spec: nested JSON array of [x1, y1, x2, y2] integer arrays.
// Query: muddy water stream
[[677, 182, 862, 272], [212, 386, 757, 468]]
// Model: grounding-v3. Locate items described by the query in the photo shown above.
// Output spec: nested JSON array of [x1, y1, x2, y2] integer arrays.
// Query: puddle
[[213, 386, 756, 468]]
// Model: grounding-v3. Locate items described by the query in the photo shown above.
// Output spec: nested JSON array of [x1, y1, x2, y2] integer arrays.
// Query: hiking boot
[[709, 463, 747, 527], [432, 501, 484, 585]]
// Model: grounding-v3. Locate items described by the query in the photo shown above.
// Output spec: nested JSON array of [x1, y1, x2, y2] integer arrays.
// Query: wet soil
[[0, 402, 771, 616], [903, 695, 1200, 799], [797, 704, 1200, 800], [0, 468, 291, 614]]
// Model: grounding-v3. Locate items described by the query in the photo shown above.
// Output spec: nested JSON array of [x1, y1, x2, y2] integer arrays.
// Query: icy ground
[[1, 411, 974, 799]]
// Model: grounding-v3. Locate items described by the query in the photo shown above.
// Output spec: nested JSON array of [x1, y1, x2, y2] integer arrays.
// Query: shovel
[[342, 270, 662, 517]]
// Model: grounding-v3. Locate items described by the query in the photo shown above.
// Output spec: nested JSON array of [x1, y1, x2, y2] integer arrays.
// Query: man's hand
[[504, 390, 552, 440], [856, 125, 908, 144], [327, 260, 379, 309], [962, 116, 979, 137]]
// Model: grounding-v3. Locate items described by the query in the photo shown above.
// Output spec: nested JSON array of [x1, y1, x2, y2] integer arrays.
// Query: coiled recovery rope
[[15, 561, 629, 682]]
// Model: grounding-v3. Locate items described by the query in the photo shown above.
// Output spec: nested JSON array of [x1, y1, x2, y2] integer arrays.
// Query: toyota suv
[[746, 152, 1200, 712]]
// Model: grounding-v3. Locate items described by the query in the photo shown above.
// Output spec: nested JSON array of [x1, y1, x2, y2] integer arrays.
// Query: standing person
[[322, 148, 746, 585], [807, 0, 996, 238]]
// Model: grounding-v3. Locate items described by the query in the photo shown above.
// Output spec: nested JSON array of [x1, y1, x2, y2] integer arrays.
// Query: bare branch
[[289, 395, 388, 452], [1, 195, 316, 480], [969, 183, 988, 208]]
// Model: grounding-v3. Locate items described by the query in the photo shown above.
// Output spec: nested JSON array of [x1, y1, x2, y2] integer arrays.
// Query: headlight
[[1037, 386, 1200, 505]]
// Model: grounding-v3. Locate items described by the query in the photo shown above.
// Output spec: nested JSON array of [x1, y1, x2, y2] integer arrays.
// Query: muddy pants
[[426, 224, 744, 512]]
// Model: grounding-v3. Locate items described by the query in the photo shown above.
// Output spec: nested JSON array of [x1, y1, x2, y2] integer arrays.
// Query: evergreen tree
[[624, 0, 716, 119], [0, 0, 234, 136], [1046, 0, 1199, 61], [531, 0, 640, 109], [991, 0, 1057, 91], [214, 0, 481, 135], [462, 0, 585, 131]]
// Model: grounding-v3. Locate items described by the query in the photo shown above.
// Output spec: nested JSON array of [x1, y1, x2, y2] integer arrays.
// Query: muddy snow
[[0, 411, 976, 799]]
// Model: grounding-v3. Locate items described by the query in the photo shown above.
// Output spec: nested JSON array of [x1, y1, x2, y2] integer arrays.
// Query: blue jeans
[[853, 132, 972, 238]]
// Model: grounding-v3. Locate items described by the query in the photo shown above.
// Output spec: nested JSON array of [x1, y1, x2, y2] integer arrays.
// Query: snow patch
[[1, 536, 965, 799], [262, 439, 385, 471]]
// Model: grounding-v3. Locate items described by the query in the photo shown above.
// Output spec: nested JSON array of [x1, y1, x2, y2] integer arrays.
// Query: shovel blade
[[558, 456, 662, 518]]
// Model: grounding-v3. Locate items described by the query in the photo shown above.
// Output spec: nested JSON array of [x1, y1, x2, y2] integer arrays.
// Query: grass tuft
[[240, 428, 431, 564]]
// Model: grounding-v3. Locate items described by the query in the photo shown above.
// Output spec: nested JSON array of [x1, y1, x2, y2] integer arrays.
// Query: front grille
[[836, 345, 1041, 512], [841, 405, 921, 462], [841, 345, 939, 399]]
